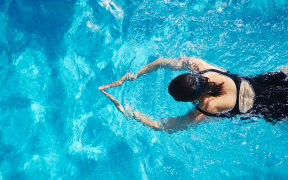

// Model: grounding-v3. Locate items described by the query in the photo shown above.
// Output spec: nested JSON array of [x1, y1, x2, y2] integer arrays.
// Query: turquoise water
[[1, 0, 288, 179]]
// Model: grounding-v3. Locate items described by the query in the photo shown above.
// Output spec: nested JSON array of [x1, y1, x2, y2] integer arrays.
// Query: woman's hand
[[98, 72, 136, 90], [98, 84, 110, 91], [125, 101, 135, 119], [100, 89, 129, 120], [125, 73, 137, 81]]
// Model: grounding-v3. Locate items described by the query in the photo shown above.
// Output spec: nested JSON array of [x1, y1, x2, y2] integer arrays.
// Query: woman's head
[[168, 73, 224, 102]]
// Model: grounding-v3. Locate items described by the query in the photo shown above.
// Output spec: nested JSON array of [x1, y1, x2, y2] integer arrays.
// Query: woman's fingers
[[98, 86, 105, 90], [126, 73, 137, 81], [125, 101, 135, 118], [99, 72, 136, 91], [98, 84, 109, 90], [101, 90, 129, 119], [99, 89, 108, 95]]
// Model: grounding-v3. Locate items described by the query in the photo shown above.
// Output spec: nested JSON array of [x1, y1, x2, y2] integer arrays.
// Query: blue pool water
[[1, 0, 288, 179]]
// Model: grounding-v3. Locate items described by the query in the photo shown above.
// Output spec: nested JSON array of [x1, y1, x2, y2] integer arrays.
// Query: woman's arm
[[134, 57, 227, 79], [99, 57, 226, 90], [126, 103, 205, 131], [134, 57, 193, 79], [127, 109, 162, 130], [97, 58, 183, 90], [98, 72, 135, 90], [100, 89, 128, 119]]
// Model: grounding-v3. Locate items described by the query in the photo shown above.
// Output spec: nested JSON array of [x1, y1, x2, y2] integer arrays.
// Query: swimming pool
[[1, 0, 288, 179]]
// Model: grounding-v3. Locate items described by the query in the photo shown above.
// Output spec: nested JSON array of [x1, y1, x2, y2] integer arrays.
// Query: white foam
[[31, 102, 45, 123], [98, 0, 124, 19]]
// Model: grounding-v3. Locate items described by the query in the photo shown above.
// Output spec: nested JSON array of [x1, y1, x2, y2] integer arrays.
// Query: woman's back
[[197, 70, 239, 116]]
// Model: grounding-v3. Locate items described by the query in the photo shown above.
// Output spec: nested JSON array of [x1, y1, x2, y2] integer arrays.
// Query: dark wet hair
[[168, 73, 225, 102]]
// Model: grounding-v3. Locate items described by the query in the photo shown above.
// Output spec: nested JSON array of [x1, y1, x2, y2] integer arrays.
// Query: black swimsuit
[[196, 69, 288, 122], [247, 71, 288, 123]]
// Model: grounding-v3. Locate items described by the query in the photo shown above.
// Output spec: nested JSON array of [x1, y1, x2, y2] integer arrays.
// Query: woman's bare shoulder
[[199, 96, 231, 114]]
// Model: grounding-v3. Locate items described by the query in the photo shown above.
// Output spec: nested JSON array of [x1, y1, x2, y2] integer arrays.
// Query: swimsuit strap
[[199, 69, 229, 76], [195, 106, 232, 118], [196, 69, 242, 117]]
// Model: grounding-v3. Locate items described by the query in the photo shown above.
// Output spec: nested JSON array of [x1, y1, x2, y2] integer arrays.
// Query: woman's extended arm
[[126, 103, 205, 131], [134, 57, 227, 80], [98, 72, 135, 90], [97, 58, 185, 90], [127, 108, 162, 130], [98, 57, 226, 90], [100, 89, 128, 119]]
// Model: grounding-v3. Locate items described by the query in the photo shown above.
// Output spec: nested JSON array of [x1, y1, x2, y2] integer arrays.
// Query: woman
[[99, 57, 288, 131]]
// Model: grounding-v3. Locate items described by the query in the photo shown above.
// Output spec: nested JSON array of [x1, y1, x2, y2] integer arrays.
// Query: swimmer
[[99, 57, 288, 131]]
